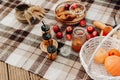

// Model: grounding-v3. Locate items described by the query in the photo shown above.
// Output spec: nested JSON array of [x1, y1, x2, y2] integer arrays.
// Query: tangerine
[[108, 49, 120, 57]]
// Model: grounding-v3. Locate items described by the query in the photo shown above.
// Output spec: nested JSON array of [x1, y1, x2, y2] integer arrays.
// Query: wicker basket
[[80, 25, 120, 80], [55, 1, 86, 25]]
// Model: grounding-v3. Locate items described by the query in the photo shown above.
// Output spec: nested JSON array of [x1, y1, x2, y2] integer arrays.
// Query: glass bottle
[[47, 39, 57, 60], [42, 33, 51, 47], [41, 21, 50, 34]]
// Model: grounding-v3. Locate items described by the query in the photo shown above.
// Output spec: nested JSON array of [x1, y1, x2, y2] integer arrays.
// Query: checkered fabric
[[0, 0, 119, 80]]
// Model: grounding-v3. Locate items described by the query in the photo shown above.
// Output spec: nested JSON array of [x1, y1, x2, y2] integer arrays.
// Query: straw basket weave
[[80, 25, 120, 80]]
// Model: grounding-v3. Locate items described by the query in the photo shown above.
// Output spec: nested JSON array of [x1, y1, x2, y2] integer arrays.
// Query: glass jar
[[72, 27, 86, 52]]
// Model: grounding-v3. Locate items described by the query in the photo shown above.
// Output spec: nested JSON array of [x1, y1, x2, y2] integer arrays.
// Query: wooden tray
[[40, 39, 58, 53]]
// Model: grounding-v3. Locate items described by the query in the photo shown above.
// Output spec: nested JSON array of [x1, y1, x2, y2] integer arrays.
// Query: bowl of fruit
[[55, 1, 86, 25]]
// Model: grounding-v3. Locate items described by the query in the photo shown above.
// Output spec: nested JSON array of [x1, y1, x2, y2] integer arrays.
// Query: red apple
[[66, 26, 73, 34], [53, 25, 60, 33], [79, 19, 86, 27], [87, 25, 94, 34], [71, 3, 78, 10], [66, 34, 72, 41], [92, 30, 99, 37], [65, 4, 71, 10], [86, 34, 94, 40], [56, 32, 63, 39]]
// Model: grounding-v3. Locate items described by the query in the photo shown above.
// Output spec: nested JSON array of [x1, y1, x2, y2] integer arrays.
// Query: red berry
[[56, 32, 63, 39], [53, 25, 60, 33], [79, 20, 86, 27], [87, 25, 94, 34], [66, 26, 73, 34], [92, 30, 99, 37], [66, 34, 72, 41], [86, 34, 94, 40]]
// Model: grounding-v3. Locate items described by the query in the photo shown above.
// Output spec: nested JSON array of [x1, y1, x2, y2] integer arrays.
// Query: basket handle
[[87, 25, 120, 70]]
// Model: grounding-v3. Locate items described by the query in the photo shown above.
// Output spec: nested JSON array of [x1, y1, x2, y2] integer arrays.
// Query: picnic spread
[[0, 0, 120, 80]]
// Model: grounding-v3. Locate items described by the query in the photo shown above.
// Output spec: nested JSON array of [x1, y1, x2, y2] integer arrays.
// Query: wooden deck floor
[[0, 61, 47, 80]]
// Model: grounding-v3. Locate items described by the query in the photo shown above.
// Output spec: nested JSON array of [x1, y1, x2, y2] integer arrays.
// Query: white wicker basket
[[80, 25, 120, 80]]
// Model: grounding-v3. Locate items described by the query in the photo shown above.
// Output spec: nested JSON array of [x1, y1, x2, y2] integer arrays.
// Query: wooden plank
[[29, 72, 47, 80], [0, 61, 47, 80], [40, 78, 48, 80], [30, 72, 41, 80], [0, 61, 8, 80], [8, 64, 30, 80]]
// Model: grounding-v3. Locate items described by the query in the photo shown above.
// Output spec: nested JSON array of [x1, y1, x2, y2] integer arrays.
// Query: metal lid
[[42, 33, 51, 40], [41, 25, 50, 32], [47, 45, 57, 53]]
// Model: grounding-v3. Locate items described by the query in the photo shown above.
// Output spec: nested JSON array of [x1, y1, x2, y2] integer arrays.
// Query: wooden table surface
[[0, 61, 47, 80]]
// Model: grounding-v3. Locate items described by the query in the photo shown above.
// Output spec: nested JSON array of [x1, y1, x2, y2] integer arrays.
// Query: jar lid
[[42, 33, 51, 40], [73, 27, 86, 36], [47, 45, 57, 53], [41, 25, 50, 32]]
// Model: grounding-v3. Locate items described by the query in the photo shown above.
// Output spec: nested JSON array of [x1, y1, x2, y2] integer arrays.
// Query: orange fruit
[[104, 56, 120, 76], [108, 49, 120, 57], [94, 48, 108, 64]]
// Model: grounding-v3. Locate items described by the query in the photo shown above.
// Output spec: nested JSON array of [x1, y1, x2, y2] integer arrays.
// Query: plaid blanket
[[0, 0, 119, 80]]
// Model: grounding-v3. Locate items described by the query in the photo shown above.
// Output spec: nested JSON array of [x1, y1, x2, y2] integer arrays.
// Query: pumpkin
[[104, 56, 120, 76], [108, 49, 120, 57], [94, 48, 108, 64]]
